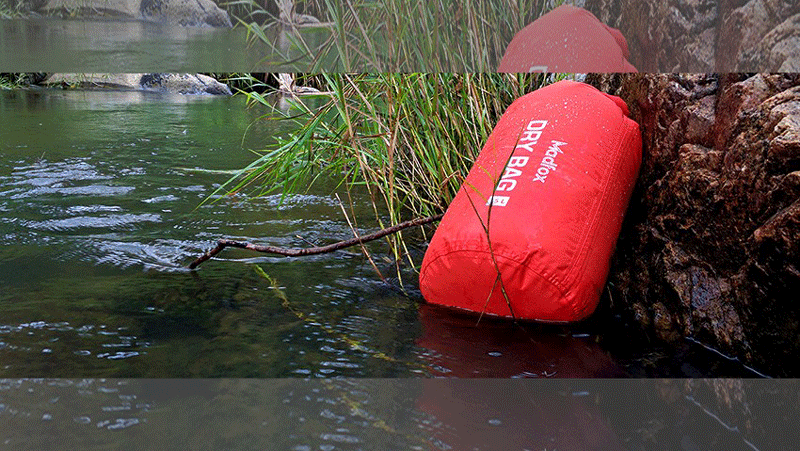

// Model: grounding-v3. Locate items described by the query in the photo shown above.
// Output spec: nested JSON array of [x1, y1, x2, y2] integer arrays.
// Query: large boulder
[[587, 74, 800, 377], [584, 0, 800, 71], [39, 0, 231, 27], [139, 73, 232, 95], [43, 73, 232, 95]]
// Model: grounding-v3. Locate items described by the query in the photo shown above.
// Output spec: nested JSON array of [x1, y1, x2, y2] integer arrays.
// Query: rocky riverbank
[[587, 73, 800, 377], [585, 0, 800, 71], [42, 73, 232, 95]]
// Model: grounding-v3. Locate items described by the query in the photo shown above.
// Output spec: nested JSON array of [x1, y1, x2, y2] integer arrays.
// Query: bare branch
[[188, 214, 444, 269]]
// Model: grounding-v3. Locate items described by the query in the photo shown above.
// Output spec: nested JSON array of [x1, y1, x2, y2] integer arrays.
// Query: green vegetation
[[218, 73, 567, 259], [230, 0, 562, 71], [0, 0, 27, 19], [211, 73, 273, 93], [0, 73, 32, 90]]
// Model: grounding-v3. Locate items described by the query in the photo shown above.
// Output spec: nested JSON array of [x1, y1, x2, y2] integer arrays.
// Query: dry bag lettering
[[419, 81, 642, 322]]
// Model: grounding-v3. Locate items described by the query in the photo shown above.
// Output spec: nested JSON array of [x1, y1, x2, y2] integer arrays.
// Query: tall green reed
[[231, 0, 559, 71], [218, 73, 565, 236]]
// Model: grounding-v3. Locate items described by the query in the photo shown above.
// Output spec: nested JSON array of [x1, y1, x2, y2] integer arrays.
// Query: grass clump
[[0, 0, 28, 19], [0, 73, 40, 89], [219, 73, 566, 241], [230, 0, 563, 71]]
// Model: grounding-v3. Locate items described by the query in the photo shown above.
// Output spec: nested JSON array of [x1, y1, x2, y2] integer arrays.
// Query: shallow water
[[0, 89, 764, 379]]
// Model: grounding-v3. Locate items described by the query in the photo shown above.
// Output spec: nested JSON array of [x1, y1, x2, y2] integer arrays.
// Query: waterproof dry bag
[[419, 81, 642, 322], [498, 5, 637, 73]]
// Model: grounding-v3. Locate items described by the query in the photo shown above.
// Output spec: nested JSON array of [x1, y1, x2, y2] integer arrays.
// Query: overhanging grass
[[219, 73, 567, 230]]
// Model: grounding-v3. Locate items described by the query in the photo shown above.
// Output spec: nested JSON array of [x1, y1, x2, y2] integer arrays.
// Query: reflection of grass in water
[[129, 267, 295, 377], [137, 379, 425, 449], [253, 264, 421, 369]]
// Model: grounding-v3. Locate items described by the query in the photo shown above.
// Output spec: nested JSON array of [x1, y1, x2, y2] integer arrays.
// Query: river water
[[0, 89, 766, 379], [0, 89, 785, 448]]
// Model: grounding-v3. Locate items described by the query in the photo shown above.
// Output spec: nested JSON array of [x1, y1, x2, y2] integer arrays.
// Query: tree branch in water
[[188, 214, 444, 269]]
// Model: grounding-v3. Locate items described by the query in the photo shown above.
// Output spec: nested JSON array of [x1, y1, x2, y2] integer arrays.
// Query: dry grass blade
[[335, 193, 386, 283]]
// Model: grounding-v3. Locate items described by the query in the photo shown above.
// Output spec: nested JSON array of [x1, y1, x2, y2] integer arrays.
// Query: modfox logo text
[[487, 120, 567, 207]]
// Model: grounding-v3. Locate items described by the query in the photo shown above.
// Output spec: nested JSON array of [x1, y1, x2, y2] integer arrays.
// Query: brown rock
[[729, 4, 800, 71], [585, 0, 717, 71], [761, 14, 800, 71], [587, 74, 800, 376], [652, 301, 680, 342], [585, 0, 800, 71]]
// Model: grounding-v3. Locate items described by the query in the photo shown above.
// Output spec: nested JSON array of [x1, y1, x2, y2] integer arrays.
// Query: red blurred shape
[[498, 5, 637, 73], [416, 303, 627, 378]]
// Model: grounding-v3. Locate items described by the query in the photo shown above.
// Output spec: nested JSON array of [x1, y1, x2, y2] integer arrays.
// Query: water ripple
[[10, 159, 110, 184], [0, 320, 146, 367], [9, 185, 135, 200], [24, 213, 161, 232], [3, 159, 135, 201], [88, 238, 200, 271], [142, 195, 179, 204]]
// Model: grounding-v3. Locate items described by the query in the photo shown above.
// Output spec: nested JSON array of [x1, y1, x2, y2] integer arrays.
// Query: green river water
[[0, 89, 765, 379], [0, 18, 331, 72]]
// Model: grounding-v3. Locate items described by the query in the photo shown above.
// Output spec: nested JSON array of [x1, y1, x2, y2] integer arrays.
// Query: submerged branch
[[188, 214, 444, 269]]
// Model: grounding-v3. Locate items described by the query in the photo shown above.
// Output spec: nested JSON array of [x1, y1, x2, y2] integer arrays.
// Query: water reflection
[[0, 379, 793, 449], [0, 17, 331, 72], [416, 304, 626, 378], [418, 380, 626, 450]]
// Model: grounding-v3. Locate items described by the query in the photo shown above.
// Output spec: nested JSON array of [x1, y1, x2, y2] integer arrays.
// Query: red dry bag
[[419, 81, 642, 322], [498, 5, 637, 73]]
